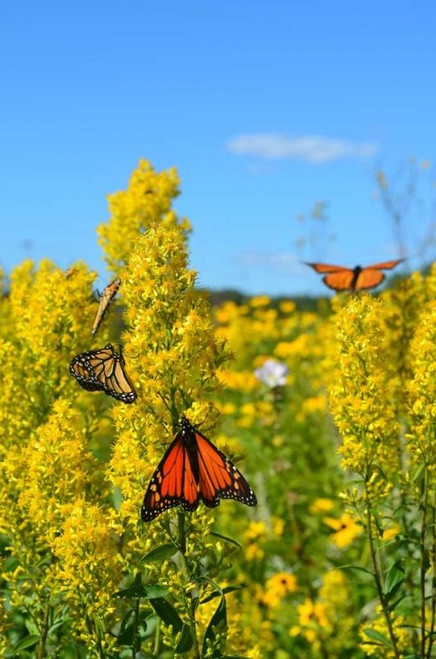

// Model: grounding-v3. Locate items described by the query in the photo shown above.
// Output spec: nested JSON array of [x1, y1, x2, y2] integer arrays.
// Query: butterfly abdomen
[[351, 266, 362, 290], [181, 418, 201, 481]]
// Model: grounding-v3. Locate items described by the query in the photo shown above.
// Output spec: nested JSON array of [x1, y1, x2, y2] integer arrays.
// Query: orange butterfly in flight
[[141, 417, 257, 521], [91, 278, 121, 337], [305, 259, 404, 292]]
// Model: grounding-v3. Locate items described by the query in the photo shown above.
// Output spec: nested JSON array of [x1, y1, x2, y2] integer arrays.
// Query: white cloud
[[226, 133, 378, 163], [237, 250, 301, 274]]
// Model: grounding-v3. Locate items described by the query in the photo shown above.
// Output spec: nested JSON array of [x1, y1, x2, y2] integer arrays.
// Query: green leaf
[[202, 595, 228, 657], [175, 623, 193, 653], [115, 579, 168, 600], [143, 584, 169, 599], [117, 610, 135, 645], [387, 595, 406, 612], [362, 628, 393, 648], [201, 585, 242, 604], [210, 531, 242, 549], [338, 564, 375, 577], [13, 635, 41, 651], [384, 561, 405, 602], [2, 556, 19, 572], [94, 615, 105, 635], [141, 543, 178, 563], [423, 549, 431, 573], [48, 617, 65, 634], [150, 598, 183, 632]]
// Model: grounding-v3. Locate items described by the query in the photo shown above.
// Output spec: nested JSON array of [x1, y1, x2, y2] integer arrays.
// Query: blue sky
[[2, 0, 436, 295]]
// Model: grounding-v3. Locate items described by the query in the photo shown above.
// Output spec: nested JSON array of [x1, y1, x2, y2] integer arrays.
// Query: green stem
[[153, 620, 161, 656], [421, 466, 429, 658], [178, 511, 200, 659], [36, 602, 50, 659], [366, 494, 401, 659], [132, 598, 140, 659], [427, 486, 436, 659]]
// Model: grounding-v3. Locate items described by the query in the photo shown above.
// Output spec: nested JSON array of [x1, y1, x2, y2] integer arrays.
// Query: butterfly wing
[[322, 270, 355, 291], [354, 269, 385, 290], [366, 258, 404, 271], [69, 344, 136, 403], [305, 262, 351, 274], [141, 433, 199, 521], [69, 357, 102, 391], [91, 278, 121, 337], [194, 430, 257, 508]]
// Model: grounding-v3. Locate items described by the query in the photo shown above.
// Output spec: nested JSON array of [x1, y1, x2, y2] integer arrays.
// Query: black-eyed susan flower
[[324, 513, 362, 548], [262, 572, 297, 608]]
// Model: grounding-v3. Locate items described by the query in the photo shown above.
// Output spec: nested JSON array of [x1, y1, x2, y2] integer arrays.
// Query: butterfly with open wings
[[141, 417, 257, 521], [305, 259, 404, 292]]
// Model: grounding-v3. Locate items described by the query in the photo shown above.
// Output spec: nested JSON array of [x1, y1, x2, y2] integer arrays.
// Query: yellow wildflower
[[262, 572, 297, 607], [297, 598, 329, 628], [250, 295, 271, 307], [279, 300, 296, 314], [382, 524, 401, 541], [324, 513, 362, 548], [310, 497, 335, 514]]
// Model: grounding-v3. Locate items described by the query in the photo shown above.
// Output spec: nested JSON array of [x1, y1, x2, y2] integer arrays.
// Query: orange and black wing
[[305, 262, 351, 274], [366, 259, 404, 271], [354, 269, 385, 290], [322, 270, 356, 291], [69, 343, 136, 403], [91, 278, 121, 337], [305, 262, 355, 291], [141, 434, 199, 521], [355, 259, 404, 291], [194, 430, 257, 509]]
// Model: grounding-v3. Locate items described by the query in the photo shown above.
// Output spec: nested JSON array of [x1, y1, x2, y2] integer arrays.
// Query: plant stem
[[178, 511, 200, 659], [421, 465, 429, 658], [366, 497, 401, 659], [153, 620, 161, 656], [132, 598, 140, 659], [427, 486, 436, 659], [36, 602, 50, 659]]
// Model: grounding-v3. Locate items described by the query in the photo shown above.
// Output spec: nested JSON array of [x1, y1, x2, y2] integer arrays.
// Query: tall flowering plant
[[328, 276, 436, 658], [0, 161, 255, 657]]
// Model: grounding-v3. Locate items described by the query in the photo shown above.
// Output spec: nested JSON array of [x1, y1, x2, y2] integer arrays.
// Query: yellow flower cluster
[[328, 294, 400, 494], [360, 606, 412, 657], [407, 300, 436, 467], [51, 502, 123, 654], [97, 158, 189, 273], [290, 570, 356, 653]]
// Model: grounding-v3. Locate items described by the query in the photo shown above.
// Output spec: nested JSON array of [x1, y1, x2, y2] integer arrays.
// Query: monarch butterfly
[[141, 417, 257, 521], [69, 343, 137, 403], [91, 278, 121, 337], [305, 259, 404, 291]]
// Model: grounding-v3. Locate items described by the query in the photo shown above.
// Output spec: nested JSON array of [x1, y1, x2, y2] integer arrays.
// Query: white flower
[[254, 359, 288, 388]]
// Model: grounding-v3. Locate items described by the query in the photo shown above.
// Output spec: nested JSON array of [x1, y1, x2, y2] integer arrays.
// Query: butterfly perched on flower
[[305, 259, 404, 291], [69, 343, 137, 403], [91, 278, 121, 337], [141, 417, 257, 521]]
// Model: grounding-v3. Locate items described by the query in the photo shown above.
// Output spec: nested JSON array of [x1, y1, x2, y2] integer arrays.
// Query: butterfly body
[[306, 259, 403, 291], [350, 265, 362, 290], [91, 278, 121, 337], [141, 417, 257, 521], [69, 343, 137, 404]]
